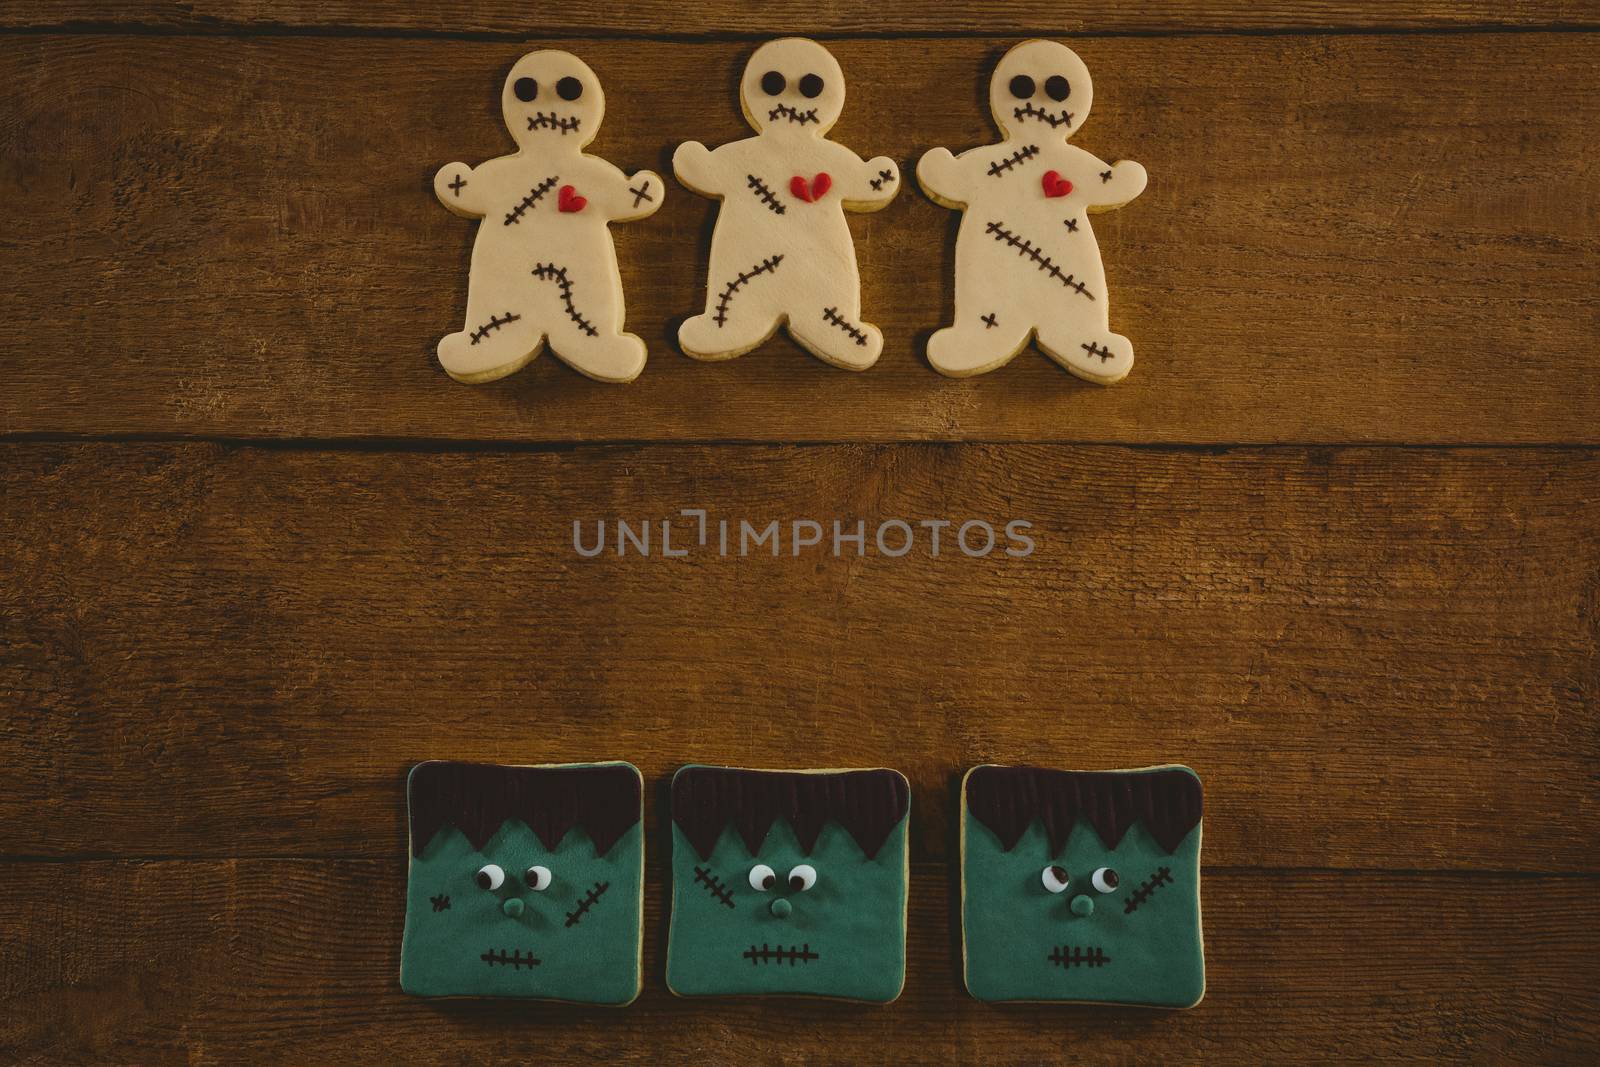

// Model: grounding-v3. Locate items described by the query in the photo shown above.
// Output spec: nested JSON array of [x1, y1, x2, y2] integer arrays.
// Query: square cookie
[[400, 760, 644, 1004], [665, 765, 910, 1002], [961, 764, 1205, 1007]]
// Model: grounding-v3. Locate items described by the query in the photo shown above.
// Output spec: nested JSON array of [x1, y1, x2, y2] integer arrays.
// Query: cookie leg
[[679, 250, 787, 361], [679, 308, 782, 361], [553, 329, 649, 384], [1036, 327, 1135, 385], [926, 310, 1031, 378], [787, 303, 883, 372], [437, 305, 545, 384]]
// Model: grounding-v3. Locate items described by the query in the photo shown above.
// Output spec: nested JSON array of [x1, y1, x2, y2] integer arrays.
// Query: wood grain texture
[[3, 0, 1596, 35], [3, 443, 1595, 868], [1, 34, 1596, 444], [1, 860, 1594, 1064]]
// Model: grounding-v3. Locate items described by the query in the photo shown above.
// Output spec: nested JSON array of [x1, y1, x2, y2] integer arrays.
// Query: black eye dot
[[789, 874, 805, 891], [760, 70, 786, 96], [557, 76, 583, 101], [513, 77, 538, 103], [761, 872, 776, 890], [799, 73, 824, 98], [1045, 75, 1071, 102], [1100, 869, 1119, 889], [1051, 865, 1069, 884], [1009, 74, 1035, 99], [475, 871, 493, 890]]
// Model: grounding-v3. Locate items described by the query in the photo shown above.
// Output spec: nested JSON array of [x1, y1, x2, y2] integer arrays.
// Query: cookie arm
[[433, 162, 486, 218], [1087, 158, 1149, 211], [915, 147, 976, 209], [672, 141, 727, 198], [588, 159, 665, 222], [837, 155, 901, 212]]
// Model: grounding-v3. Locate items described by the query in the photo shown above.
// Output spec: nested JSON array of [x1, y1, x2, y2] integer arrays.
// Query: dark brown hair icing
[[672, 766, 909, 861], [965, 765, 1202, 855], [408, 761, 641, 857]]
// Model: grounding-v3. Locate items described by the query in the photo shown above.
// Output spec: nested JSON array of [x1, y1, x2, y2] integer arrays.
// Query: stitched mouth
[[768, 103, 819, 126], [743, 942, 819, 966], [1048, 945, 1110, 969], [1013, 102, 1074, 129], [480, 948, 541, 969], [526, 111, 581, 135]]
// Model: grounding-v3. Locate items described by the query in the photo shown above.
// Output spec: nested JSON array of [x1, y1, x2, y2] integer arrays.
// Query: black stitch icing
[[531, 263, 600, 337], [692, 865, 736, 908], [1123, 866, 1173, 914], [503, 175, 560, 226], [563, 880, 610, 928], [526, 111, 581, 135], [821, 306, 869, 347], [1100, 170, 1113, 183], [629, 179, 653, 209], [1064, 217, 1079, 232], [868, 168, 895, 191], [469, 311, 522, 345], [1048, 945, 1110, 968], [430, 894, 451, 912], [1081, 341, 1114, 363], [448, 174, 467, 197], [480, 948, 541, 969], [746, 174, 786, 215], [981, 312, 998, 329], [743, 943, 818, 965], [1014, 102, 1074, 129], [712, 254, 784, 327], [984, 221, 1095, 300], [767, 103, 819, 126], [987, 144, 1041, 178]]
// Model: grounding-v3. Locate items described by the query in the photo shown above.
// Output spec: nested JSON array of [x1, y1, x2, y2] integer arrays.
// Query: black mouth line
[[768, 103, 819, 126], [1013, 102, 1074, 129], [693, 865, 736, 908], [743, 942, 819, 965], [526, 111, 581, 134], [1048, 945, 1110, 968], [1124, 866, 1173, 915], [481, 948, 541, 969], [564, 880, 610, 928]]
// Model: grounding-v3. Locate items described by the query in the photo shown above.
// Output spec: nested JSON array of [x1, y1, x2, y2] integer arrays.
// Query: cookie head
[[961, 765, 1205, 1007], [991, 39, 1093, 142], [399, 761, 643, 1003], [740, 38, 846, 136], [666, 766, 910, 1002], [502, 50, 605, 148]]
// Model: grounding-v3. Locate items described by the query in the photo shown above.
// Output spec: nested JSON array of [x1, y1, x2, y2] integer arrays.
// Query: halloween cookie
[[960, 764, 1204, 1007], [665, 765, 910, 1002], [917, 40, 1147, 382], [673, 38, 900, 370], [433, 51, 663, 384], [400, 760, 644, 1004]]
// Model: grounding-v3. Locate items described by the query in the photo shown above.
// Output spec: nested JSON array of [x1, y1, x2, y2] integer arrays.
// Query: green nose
[[769, 897, 793, 919], [502, 897, 525, 918], [1070, 895, 1095, 918]]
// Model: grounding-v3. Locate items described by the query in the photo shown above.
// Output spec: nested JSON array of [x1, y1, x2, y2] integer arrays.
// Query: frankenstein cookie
[[400, 760, 644, 1004], [665, 765, 910, 1002], [960, 764, 1204, 1007]]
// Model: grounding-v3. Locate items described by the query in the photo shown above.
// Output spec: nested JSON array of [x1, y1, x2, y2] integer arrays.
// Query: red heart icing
[[789, 173, 832, 203], [1041, 171, 1073, 198], [558, 184, 587, 213]]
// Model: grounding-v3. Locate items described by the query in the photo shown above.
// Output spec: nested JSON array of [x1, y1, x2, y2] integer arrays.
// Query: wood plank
[[0, 860, 1593, 1063], [2, 1, 1595, 35], [1, 34, 1596, 444], [2, 443, 1595, 868]]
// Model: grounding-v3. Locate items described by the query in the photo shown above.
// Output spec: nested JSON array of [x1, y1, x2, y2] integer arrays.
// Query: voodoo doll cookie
[[673, 39, 901, 371], [960, 764, 1205, 1007], [917, 41, 1148, 382], [400, 761, 645, 1003], [665, 765, 911, 1001], [432, 51, 663, 384]]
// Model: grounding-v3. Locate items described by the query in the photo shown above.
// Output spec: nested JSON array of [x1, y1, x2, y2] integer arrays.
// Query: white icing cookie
[[673, 38, 900, 371], [433, 51, 664, 384], [917, 40, 1147, 383]]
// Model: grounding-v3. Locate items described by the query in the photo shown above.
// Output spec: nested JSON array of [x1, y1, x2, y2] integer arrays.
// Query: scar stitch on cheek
[[767, 103, 820, 126], [526, 111, 581, 134], [746, 174, 787, 215], [987, 144, 1040, 178], [1123, 866, 1173, 915], [531, 262, 599, 337], [504, 175, 560, 226], [692, 865, 736, 908], [563, 880, 610, 928], [1013, 102, 1074, 129]]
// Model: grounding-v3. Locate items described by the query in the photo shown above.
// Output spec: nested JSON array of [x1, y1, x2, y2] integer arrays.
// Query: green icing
[[962, 791, 1204, 1007], [400, 818, 643, 1004], [666, 817, 908, 1002]]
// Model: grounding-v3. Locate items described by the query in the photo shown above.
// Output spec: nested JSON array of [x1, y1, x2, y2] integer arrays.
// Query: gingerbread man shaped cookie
[[433, 51, 663, 384], [674, 38, 900, 371], [917, 41, 1147, 383]]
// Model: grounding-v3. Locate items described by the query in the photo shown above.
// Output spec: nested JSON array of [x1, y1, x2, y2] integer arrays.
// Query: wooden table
[[2, 3, 1597, 1062]]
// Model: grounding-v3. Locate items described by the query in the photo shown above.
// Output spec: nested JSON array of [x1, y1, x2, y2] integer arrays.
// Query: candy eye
[[513, 78, 537, 103], [1041, 865, 1070, 893], [1009, 74, 1036, 99], [556, 76, 583, 101], [1045, 75, 1071, 102], [787, 864, 817, 891], [749, 863, 777, 891], [475, 863, 505, 891], [799, 73, 824, 99], [760, 71, 786, 96], [1091, 867, 1120, 893], [525, 865, 552, 891]]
